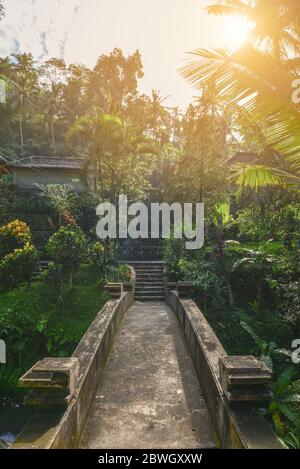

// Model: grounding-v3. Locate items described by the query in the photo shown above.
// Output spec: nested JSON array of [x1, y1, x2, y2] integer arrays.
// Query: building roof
[[7, 156, 89, 170], [226, 152, 258, 166]]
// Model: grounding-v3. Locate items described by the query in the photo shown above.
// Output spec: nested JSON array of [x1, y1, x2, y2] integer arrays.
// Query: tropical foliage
[[181, 0, 300, 188], [0, 220, 37, 290], [1, 0, 300, 448]]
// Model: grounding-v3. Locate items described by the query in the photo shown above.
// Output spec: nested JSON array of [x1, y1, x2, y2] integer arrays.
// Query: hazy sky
[[0, 0, 252, 108]]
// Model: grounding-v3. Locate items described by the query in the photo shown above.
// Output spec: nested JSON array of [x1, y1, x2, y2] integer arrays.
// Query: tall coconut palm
[[40, 82, 64, 147], [9, 53, 38, 154], [67, 113, 123, 193], [181, 44, 300, 187], [181, 0, 300, 189], [148, 90, 170, 143], [67, 113, 156, 198]]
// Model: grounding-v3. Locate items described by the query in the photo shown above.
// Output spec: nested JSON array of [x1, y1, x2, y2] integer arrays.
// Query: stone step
[[136, 287, 165, 293], [136, 270, 164, 274], [134, 269, 164, 272], [136, 274, 164, 283], [136, 282, 164, 286], [136, 295, 165, 301], [31, 260, 51, 281], [136, 283, 165, 288], [136, 279, 164, 283], [135, 282, 165, 287], [135, 269, 164, 274], [136, 293, 165, 298], [135, 282, 164, 288], [129, 262, 165, 267], [120, 246, 163, 251], [136, 280, 164, 285]]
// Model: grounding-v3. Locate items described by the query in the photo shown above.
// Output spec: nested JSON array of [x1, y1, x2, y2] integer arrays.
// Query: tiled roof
[[226, 152, 258, 166], [7, 156, 89, 170]]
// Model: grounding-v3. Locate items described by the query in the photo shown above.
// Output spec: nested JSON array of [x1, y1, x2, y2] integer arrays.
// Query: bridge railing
[[166, 287, 284, 449], [12, 273, 135, 449]]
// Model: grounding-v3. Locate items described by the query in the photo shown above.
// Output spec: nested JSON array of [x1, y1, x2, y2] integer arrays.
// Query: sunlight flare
[[221, 15, 254, 51]]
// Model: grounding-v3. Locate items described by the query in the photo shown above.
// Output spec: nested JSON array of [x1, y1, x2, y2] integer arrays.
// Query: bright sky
[[0, 0, 253, 108]]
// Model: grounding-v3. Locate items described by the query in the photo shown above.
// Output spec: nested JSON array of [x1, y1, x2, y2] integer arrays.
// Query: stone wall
[[11, 290, 134, 449], [166, 290, 284, 449]]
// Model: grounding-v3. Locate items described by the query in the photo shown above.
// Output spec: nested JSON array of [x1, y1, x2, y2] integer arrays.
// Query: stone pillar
[[177, 282, 195, 298], [219, 355, 272, 403], [18, 357, 79, 407], [104, 282, 123, 299]]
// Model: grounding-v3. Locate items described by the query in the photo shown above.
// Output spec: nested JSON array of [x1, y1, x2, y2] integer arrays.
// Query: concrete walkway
[[80, 302, 216, 449]]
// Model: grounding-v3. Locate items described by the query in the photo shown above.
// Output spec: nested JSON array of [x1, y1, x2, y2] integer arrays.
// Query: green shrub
[[0, 220, 31, 258], [69, 192, 98, 234], [0, 220, 38, 290], [91, 241, 105, 270], [0, 244, 38, 290], [0, 265, 108, 396], [46, 225, 87, 289]]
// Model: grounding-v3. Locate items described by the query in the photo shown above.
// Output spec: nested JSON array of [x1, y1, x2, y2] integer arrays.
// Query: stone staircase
[[130, 261, 165, 302], [117, 237, 163, 261], [115, 203, 166, 301]]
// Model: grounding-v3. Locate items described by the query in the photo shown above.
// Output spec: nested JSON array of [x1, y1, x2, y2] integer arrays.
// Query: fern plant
[[240, 320, 290, 369], [280, 431, 300, 450], [268, 367, 300, 439]]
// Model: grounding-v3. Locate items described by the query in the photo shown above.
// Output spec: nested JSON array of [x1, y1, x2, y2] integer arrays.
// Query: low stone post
[[104, 282, 123, 299], [177, 282, 195, 298], [123, 282, 133, 292], [219, 355, 273, 403], [166, 282, 177, 291], [18, 357, 79, 407]]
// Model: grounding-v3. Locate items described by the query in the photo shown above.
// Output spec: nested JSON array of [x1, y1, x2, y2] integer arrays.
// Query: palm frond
[[180, 46, 300, 171], [230, 164, 285, 188], [207, 4, 250, 17]]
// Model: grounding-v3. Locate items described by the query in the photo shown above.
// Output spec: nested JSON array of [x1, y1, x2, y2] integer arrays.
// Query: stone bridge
[[12, 262, 283, 449]]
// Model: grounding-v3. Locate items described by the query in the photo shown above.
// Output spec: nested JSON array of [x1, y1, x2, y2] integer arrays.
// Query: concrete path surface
[[80, 301, 216, 449]]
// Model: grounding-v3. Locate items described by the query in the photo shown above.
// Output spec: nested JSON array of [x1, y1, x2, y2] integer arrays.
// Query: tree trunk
[[19, 114, 24, 155], [69, 272, 73, 291], [51, 120, 56, 146], [19, 93, 24, 155], [216, 235, 234, 309]]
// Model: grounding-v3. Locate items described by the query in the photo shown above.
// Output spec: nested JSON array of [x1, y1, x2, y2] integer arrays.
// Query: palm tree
[[148, 90, 170, 142], [67, 112, 156, 198], [180, 43, 300, 187], [207, 0, 300, 59], [9, 53, 38, 154], [41, 82, 63, 147], [67, 113, 122, 193], [211, 201, 235, 307], [180, 1, 300, 188], [63, 64, 90, 124]]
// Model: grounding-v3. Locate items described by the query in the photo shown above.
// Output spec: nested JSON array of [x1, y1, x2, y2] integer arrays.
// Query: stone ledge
[[166, 290, 284, 449], [11, 290, 135, 449]]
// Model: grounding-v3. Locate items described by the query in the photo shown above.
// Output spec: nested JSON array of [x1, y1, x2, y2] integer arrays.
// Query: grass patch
[[0, 264, 108, 397]]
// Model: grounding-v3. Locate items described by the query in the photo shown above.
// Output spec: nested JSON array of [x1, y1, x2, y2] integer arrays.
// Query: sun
[[221, 15, 254, 51]]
